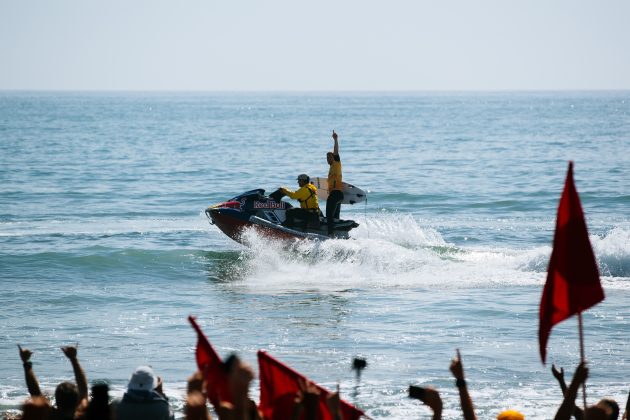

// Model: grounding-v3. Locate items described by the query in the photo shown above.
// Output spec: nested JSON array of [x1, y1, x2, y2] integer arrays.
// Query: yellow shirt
[[281, 183, 319, 210], [328, 159, 342, 192]]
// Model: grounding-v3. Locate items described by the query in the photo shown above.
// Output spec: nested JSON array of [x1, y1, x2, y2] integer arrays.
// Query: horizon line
[[1, 88, 629, 94]]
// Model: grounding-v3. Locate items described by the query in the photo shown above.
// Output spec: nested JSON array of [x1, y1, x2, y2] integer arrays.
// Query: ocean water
[[0, 91, 628, 419]]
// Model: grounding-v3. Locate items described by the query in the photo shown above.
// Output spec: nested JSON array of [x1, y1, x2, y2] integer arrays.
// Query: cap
[[497, 410, 525, 420], [297, 174, 309, 182], [128, 366, 157, 391]]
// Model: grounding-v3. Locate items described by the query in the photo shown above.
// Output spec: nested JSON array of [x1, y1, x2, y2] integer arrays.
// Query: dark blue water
[[1, 92, 628, 418]]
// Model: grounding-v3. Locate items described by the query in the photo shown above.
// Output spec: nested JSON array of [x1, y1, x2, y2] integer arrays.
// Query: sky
[[1, 0, 629, 91]]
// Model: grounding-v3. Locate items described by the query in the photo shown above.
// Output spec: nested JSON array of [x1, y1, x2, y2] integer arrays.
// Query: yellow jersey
[[281, 183, 319, 210], [328, 158, 342, 192]]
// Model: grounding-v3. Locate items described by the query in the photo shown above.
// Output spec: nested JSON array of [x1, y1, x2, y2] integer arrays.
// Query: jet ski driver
[[280, 174, 320, 229]]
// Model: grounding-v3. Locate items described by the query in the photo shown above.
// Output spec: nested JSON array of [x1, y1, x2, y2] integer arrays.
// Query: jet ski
[[205, 189, 359, 244]]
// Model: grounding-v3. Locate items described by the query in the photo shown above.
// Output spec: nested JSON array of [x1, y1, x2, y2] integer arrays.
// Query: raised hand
[[18, 344, 33, 362], [572, 362, 589, 387], [331, 130, 339, 155], [18, 344, 42, 396], [450, 349, 465, 380], [554, 362, 589, 420], [551, 364, 564, 382], [61, 345, 78, 360], [62, 344, 88, 401], [551, 364, 568, 395]]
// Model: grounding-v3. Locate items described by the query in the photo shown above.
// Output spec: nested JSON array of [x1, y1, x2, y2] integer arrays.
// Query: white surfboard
[[311, 177, 367, 205]]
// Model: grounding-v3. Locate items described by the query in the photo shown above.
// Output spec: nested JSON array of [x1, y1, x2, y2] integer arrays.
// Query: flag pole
[[578, 312, 588, 417]]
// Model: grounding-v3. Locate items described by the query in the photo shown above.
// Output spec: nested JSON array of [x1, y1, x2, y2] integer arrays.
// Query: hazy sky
[[1, 0, 629, 91]]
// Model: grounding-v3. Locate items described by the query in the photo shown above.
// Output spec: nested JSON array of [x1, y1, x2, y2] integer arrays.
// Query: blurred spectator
[[185, 371, 211, 420], [81, 383, 112, 420], [114, 366, 174, 420], [215, 354, 261, 420], [18, 344, 88, 420]]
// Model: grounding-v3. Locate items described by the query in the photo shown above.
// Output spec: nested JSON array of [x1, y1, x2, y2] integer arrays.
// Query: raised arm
[[332, 130, 339, 155], [450, 349, 477, 420], [18, 344, 42, 396], [409, 386, 443, 420], [551, 364, 568, 395], [554, 362, 588, 420], [61, 345, 88, 401], [552, 364, 584, 420]]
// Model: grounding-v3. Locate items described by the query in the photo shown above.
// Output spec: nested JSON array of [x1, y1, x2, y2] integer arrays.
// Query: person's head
[[222, 353, 254, 396], [585, 399, 619, 420], [326, 152, 334, 165], [497, 409, 525, 420], [127, 366, 157, 392], [187, 370, 204, 394], [297, 174, 310, 187], [54, 381, 79, 413], [222, 353, 240, 375], [86, 383, 110, 420]]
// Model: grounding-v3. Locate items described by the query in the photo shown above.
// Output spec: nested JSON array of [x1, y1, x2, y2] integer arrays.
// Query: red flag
[[258, 350, 364, 420], [539, 162, 604, 363], [188, 316, 232, 409]]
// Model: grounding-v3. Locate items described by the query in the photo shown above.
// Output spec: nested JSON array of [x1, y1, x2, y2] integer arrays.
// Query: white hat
[[127, 366, 157, 391]]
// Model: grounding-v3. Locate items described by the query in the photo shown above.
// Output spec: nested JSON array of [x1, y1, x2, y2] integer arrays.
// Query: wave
[[0, 247, 241, 284], [592, 227, 630, 278], [518, 227, 630, 277], [2, 214, 628, 288], [231, 215, 630, 293], [0, 216, 208, 238]]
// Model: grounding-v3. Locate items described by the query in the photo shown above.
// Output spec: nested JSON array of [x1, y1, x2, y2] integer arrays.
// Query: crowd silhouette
[[5, 338, 628, 420]]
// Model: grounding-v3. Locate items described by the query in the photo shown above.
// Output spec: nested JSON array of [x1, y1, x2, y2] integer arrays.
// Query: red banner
[[539, 162, 604, 363], [188, 316, 232, 409], [258, 350, 363, 420]]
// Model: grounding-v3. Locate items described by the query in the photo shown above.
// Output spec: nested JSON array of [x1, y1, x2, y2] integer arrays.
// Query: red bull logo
[[253, 200, 285, 209]]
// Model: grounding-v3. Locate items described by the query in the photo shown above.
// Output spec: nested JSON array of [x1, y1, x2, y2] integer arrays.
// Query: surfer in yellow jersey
[[326, 130, 343, 235]]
